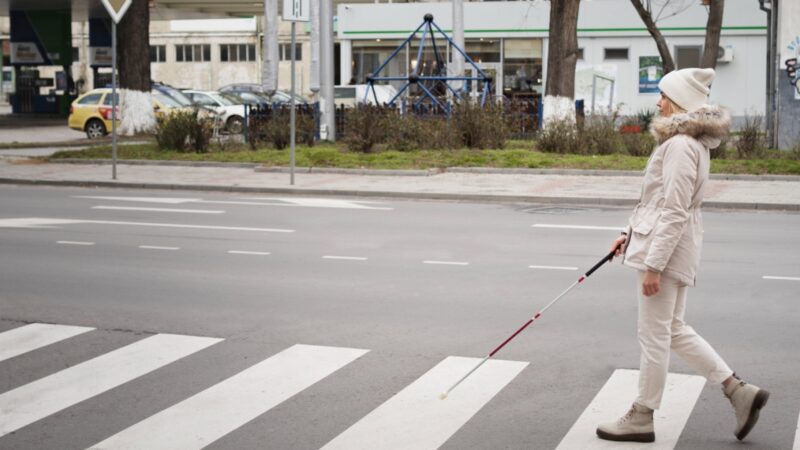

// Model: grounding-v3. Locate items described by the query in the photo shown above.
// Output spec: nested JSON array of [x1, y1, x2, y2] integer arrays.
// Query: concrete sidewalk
[[0, 158, 798, 211]]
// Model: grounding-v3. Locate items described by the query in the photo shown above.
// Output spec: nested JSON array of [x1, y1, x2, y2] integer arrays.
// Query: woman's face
[[657, 92, 670, 117]]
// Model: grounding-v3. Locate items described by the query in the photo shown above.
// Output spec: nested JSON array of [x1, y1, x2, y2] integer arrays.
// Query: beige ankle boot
[[596, 403, 655, 443], [723, 377, 769, 441]]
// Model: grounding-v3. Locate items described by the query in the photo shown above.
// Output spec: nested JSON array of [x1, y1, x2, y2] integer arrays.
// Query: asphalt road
[[0, 185, 798, 450]]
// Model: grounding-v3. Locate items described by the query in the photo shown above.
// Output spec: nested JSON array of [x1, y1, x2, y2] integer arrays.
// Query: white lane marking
[[321, 356, 528, 450], [423, 260, 469, 266], [529, 265, 578, 271], [235, 197, 393, 210], [89, 344, 368, 450], [794, 409, 800, 450], [92, 206, 224, 214], [763, 276, 800, 281], [0, 324, 95, 363], [532, 224, 624, 231], [323, 256, 368, 261], [139, 246, 180, 251], [0, 218, 294, 233], [227, 250, 271, 256], [74, 196, 199, 204], [57, 241, 96, 246], [74, 195, 393, 210], [555, 369, 705, 450], [0, 218, 83, 229], [0, 333, 222, 437]]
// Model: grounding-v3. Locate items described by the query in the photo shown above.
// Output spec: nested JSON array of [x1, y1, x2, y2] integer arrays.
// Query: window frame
[[674, 45, 703, 69], [603, 47, 629, 61]]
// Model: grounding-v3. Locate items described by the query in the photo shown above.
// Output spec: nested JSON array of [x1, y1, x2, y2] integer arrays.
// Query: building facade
[[337, 0, 769, 121], [0, 1, 780, 127]]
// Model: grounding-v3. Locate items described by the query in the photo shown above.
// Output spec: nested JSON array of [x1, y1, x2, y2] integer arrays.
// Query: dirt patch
[[6, 157, 49, 165]]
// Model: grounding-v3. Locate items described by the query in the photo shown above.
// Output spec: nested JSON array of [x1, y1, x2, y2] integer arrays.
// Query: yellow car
[[68, 88, 191, 138]]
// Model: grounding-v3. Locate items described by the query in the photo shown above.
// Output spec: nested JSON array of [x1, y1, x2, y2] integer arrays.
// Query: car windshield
[[209, 93, 236, 106], [154, 85, 194, 106], [152, 91, 184, 108], [218, 93, 244, 105]]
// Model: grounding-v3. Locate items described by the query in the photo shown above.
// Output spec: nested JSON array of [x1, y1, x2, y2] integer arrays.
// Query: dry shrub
[[343, 105, 388, 153], [735, 113, 767, 159], [155, 110, 212, 153], [248, 107, 316, 150], [621, 132, 656, 157], [451, 102, 507, 149], [581, 114, 624, 155], [536, 118, 580, 154]]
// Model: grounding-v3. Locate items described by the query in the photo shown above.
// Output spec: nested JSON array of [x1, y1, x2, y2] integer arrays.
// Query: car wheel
[[85, 119, 107, 139], [226, 116, 244, 134]]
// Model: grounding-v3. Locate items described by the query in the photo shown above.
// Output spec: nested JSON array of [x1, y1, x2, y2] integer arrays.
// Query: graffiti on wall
[[788, 36, 800, 99]]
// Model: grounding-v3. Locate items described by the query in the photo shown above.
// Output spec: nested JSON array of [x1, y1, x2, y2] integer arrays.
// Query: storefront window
[[503, 38, 543, 99], [464, 39, 501, 64], [352, 40, 407, 90]]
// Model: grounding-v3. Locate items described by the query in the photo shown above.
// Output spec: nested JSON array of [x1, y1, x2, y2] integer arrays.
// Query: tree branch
[[630, 0, 676, 73]]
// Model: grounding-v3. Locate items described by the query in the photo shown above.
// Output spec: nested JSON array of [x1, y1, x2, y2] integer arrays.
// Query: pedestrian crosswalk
[[555, 369, 706, 450], [0, 323, 796, 449], [90, 345, 367, 450], [320, 356, 528, 450], [0, 333, 221, 437]]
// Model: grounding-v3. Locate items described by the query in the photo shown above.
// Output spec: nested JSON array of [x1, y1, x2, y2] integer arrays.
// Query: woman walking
[[596, 68, 769, 443]]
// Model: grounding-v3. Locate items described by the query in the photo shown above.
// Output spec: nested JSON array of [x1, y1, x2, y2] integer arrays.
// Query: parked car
[[68, 88, 187, 139], [334, 84, 398, 106], [219, 83, 308, 105], [182, 90, 247, 133], [225, 90, 272, 108], [152, 82, 195, 108]]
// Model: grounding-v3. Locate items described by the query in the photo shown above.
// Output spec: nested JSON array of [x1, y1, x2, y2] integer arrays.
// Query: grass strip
[[48, 142, 800, 175]]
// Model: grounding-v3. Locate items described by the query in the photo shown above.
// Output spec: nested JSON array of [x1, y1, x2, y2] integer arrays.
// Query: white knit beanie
[[658, 68, 715, 113]]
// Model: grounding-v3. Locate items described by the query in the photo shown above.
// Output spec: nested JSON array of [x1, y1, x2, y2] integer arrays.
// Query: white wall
[[578, 34, 766, 116]]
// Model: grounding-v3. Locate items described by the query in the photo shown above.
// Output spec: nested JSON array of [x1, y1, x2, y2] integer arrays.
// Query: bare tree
[[629, 0, 676, 74], [545, 0, 581, 99], [700, 0, 724, 68], [117, 0, 155, 134], [631, 0, 725, 73]]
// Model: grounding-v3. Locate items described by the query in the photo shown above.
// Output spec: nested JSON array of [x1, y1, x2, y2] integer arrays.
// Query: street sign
[[283, 0, 310, 22], [101, 0, 133, 24]]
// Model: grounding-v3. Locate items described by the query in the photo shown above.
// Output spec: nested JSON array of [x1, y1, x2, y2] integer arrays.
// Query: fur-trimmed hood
[[650, 104, 731, 149]]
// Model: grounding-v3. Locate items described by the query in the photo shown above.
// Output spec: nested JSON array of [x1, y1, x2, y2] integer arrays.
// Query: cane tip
[[439, 392, 448, 400]]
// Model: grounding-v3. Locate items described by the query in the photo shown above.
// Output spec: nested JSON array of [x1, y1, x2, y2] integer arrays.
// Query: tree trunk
[[117, 0, 155, 135], [544, 0, 580, 124], [545, 0, 580, 98], [700, 0, 724, 69], [629, 0, 676, 74]]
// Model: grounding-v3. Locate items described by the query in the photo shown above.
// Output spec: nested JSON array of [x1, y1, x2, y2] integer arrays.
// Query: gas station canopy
[[0, 0, 377, 20]]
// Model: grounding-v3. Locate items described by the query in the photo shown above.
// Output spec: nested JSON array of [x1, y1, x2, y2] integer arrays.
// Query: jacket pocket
[[631, 209, 660, 236]]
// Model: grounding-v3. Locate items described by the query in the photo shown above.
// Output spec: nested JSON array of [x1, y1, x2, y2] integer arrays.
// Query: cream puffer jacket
[[622, 105, 730, 286]]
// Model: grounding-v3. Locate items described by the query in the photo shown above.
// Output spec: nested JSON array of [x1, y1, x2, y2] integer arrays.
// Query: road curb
[[1, 177, 797, 211]]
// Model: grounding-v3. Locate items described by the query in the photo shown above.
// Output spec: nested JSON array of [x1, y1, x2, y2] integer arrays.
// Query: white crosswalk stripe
[[555, 369, 706, 450], [88, 344, 368, 450], [794, 409, 800, 450], [0, 323, 94, 363], [0, 333, 222, 437], [320, 356, 528, 450]]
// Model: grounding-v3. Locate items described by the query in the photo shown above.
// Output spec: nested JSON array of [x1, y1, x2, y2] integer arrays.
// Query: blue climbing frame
[[364, 14, 493, 112]]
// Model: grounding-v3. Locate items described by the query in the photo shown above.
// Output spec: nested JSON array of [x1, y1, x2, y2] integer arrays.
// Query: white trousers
[[635, 270, 734, 410]]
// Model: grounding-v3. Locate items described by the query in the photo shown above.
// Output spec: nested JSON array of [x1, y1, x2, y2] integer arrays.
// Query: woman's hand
[[609, 235, 627, 261], [642, 270, 661, 296]]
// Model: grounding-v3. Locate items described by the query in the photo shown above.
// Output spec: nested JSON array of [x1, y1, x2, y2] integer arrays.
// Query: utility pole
[[320, 0, 335, 141]]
